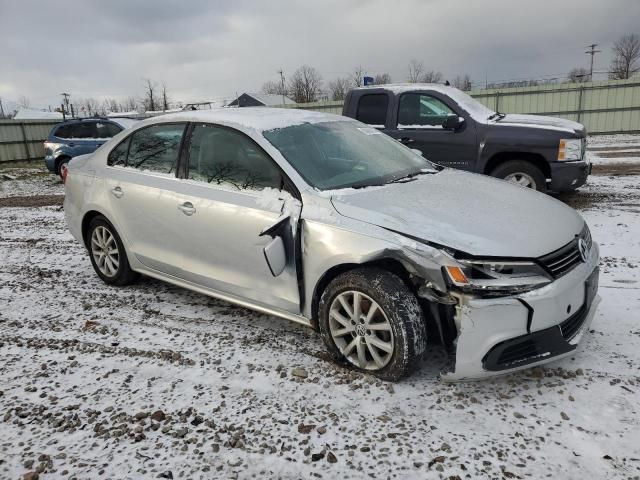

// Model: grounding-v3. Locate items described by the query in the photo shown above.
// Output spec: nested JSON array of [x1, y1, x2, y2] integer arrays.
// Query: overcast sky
[[1, 0, 639, 110]]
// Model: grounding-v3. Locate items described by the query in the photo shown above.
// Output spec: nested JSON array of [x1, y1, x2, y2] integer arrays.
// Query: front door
[[386, 92, 477, 170], [173, 123, 302, 314]]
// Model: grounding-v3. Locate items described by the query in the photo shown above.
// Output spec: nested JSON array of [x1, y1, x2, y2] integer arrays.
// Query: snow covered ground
[[1, 138, 639, 479]]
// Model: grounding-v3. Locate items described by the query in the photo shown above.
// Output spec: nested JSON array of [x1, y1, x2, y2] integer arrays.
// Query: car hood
[[496, 114, 585, 136], [330, 169, 584, 258]]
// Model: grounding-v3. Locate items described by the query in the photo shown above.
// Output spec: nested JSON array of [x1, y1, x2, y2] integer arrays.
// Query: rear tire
[[318, 267, 426, 381], [86, 216, 139, 286], [491, 160, 546, 192]]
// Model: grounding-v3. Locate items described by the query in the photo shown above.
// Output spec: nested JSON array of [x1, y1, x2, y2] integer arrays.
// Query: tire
[[490, 160, 546, 192], [56, 157, 70, 178], [86, 216, 139, 286], [318, 267, 426, 381]]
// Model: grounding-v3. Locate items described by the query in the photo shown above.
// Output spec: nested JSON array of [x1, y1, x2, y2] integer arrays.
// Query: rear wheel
[[491, 160, 546, 192], [86, 216, 139, 286], [318, 267, 426, 381]]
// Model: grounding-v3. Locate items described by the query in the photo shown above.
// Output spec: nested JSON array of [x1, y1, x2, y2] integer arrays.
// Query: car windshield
[[263, 121, 435, 190]]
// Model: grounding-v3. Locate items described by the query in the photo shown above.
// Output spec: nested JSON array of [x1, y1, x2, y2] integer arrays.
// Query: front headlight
[[444, 259, 552, 296], [558, 138, 583, 161]]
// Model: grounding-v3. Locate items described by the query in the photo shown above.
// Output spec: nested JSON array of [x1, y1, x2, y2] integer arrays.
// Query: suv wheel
[[491, 160, 546, 192], [86, 216, 139, 286], [56, 157, 70, 178], [318, 267, 426, 381]]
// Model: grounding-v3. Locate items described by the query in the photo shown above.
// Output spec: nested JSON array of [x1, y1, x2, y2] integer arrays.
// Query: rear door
[[386, 92, 478, 170], [68, 122, 101, 157], [104, 123, 188, 276], [171, 123, 302, 314]]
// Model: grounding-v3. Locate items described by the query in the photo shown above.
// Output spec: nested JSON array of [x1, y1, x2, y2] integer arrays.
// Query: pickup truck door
[[385, 92, 478, 171]]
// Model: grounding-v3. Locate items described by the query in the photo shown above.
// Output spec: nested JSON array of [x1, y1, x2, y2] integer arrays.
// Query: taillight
[[61, 163, 69, 184]]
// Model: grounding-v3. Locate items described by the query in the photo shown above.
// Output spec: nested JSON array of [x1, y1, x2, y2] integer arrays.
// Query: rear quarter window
[[54, 125, 71, 139], [355, 94, 389, 126]]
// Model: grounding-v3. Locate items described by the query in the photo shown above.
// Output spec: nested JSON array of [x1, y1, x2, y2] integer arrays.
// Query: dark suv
[[44, 118, 138, 176], [343, 84, 590, 192]]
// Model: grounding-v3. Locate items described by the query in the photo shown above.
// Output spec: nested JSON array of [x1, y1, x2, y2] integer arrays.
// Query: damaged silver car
[[63, 108, 600, 381]]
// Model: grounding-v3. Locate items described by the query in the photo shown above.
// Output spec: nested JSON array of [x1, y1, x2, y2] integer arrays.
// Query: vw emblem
[[578, 238, 588, 262]]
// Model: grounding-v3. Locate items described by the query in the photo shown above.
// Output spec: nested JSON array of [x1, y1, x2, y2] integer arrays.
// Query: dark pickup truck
[[342, 84, 591, 192]]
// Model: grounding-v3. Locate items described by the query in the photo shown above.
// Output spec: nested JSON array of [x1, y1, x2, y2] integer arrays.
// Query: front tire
[[491, 160, 546, 192], [86, 216, 138, 286], [318, 267, 426, 381]]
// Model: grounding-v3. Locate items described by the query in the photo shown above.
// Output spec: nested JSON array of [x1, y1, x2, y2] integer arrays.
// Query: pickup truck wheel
[[318, 267, 426, 381], [490, 160, 546, 192]]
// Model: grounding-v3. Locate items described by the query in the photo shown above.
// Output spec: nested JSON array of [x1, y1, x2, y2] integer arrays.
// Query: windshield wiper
[[488, 112, 506, 121], [387, 169, 437, 185]]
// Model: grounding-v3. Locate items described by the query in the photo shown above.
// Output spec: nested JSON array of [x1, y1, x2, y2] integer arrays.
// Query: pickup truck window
[[356, 94, 388, 127], [398, 93, 455, 129]]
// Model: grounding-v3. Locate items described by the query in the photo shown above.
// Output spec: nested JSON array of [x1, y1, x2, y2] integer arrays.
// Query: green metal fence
[[278, 78, 640, 135], [0, 119, 59, 163]]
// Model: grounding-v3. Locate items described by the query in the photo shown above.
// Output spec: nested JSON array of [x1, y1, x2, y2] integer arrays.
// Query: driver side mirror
[[443, 114, 464, 130]]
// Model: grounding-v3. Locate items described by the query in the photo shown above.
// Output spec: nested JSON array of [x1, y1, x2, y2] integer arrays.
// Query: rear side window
[[187, 124, 282, 191], [96, 122, 122, 138], [125, 124, 185, 174], [107, 137, 130, 167], [355, 94, 388, 126], [398, 93, 455, 128], [69, 123, 97, 139]]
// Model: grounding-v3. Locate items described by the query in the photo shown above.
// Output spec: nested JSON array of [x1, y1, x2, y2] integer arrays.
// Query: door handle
[[178, 201, 196, 216], [111, 186, 124, 198], [400, 137, 415, 144], [68, 142, 75, 147]]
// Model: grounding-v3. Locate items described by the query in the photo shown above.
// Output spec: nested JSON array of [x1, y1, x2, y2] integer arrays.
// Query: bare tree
[[407, 59, 424, 83], [78, 97, 100, 116], [123, 96, 138, 112], [567, 67, 590, 83], [143, 78, 158, 111], [328, 77, 352, 100], [161, 82, 170, 111], [609, 34, 640, 80], [17, 95, 31, 109], [421, 70, 443, 83], [288, 65, 323, 103], [261, 80, 287, 96], [351, 65, 365, 87], [374, 73, 392, 85], [452, 74, 473, 90]]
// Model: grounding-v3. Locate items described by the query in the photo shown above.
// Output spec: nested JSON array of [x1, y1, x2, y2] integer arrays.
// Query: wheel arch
[[310, 257, 416, 329], [484, 152, 550, 179], [54, 154, 71, 174]]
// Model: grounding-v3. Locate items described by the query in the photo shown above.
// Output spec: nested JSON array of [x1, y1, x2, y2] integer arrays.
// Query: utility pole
[[61, 92, 71, 118], [278, 69, 286, 105], [585, 44, 601, 81], [0, 97, 5, 118]]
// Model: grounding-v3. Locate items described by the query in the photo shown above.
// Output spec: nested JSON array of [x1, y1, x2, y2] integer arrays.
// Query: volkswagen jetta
[[63, 108, 600, 381]]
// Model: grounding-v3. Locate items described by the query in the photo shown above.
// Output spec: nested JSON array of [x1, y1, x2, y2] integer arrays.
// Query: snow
[[13, 108, 63, 120], [1, 135, 640, 479]]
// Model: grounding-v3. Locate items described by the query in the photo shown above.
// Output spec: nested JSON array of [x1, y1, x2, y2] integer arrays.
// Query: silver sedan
[[63, 108, 600, 381]]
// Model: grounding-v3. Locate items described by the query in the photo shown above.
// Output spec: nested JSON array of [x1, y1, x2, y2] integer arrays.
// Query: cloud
[[0, 0, 638, 108]]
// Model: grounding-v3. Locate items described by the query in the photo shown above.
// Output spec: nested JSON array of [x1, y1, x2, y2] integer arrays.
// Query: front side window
[[355, 94, 388, 126], [398, 93, 455, 128], [187, 124, 282, 191], [125, 123, 185, 174], [263, 120, 434, 190]]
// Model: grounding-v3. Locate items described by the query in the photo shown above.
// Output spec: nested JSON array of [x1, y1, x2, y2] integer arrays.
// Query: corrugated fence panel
[[0, 120, 59, 162]]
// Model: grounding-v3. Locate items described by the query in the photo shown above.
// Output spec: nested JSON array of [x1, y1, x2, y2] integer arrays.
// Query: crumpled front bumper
[[442, 243, 600, 382]]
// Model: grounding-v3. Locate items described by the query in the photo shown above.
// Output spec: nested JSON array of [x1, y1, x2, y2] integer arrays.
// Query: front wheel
[[491, 160, 546, 192], [318, 267, 426, 381], [86, 216, 139, 286]]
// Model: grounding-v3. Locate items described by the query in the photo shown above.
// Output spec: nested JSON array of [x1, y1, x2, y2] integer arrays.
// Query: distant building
[[226, 93, 295, 107], [13, 108, 63, 120]]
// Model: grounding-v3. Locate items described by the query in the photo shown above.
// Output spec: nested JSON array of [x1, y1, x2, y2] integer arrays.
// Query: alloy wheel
[[504, 172, 537, 189], [91, 226, 120, 277], [329, 291, 394, 370]]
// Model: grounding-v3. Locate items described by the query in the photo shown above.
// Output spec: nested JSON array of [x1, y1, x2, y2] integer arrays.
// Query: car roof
[[56, 117, 138, 128], [351, 83, 458, 95], [139, 107, 351, 133]]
